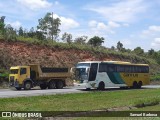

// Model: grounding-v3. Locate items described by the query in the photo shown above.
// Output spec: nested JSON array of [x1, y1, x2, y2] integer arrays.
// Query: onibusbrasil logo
[[2, 112, 42, 118]]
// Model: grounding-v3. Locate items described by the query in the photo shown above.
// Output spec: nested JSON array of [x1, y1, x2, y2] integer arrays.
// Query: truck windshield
[[10, 69, 19, 74], [75, 63, 90, 83]]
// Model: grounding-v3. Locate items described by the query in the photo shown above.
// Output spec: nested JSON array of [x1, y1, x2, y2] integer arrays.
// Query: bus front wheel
[[86, 88, 90, 91], [98, 82, 105, 90]]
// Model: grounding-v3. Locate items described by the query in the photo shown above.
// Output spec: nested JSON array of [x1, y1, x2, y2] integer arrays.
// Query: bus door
[[89, 63, 98, 81]]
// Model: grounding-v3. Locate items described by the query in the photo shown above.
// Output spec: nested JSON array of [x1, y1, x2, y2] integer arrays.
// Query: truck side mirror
[[70, 67, 76, 73]]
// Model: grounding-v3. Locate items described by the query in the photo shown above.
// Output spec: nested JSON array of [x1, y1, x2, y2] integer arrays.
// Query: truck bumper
[[9, 81, 22, 88]]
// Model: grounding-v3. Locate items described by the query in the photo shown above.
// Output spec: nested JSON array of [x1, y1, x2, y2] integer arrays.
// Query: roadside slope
[[0, 40, 151, 69]]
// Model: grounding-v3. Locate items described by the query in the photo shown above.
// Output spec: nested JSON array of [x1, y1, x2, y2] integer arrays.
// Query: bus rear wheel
[[132, 81, 138, 89], [98, 82, 105, 90], [138, 81, 142, 89]]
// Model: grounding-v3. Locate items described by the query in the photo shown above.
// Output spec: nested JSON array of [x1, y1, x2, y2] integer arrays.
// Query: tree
[[148, 49, 158, 58], [36, 31, 46, 40], [18, 27, 24, 36], [88, 36, 104, 47], [156, 51, 160, 64], [50, 18, 61, 40], [23, 29, 28, 38], [117, 41, 123, 51], [0, 16, 5, 36], [4, 24, 17, 41], [133, 47, 144, 55], [74, 36, 87, 44], [111, 46, 115, 50], [62, 32, 72, 44], [37, 12, 61, 41], [27, 27, 35, 38]]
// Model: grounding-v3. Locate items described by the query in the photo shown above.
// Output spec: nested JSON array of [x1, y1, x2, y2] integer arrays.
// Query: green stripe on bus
[[107, 72, 125, 84]]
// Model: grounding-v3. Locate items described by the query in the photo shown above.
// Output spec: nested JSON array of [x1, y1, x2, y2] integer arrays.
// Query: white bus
[[73, 61, 150, 90]]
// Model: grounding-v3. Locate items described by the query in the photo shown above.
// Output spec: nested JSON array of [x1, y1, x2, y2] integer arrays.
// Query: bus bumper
[[74, 83, 90, 89]]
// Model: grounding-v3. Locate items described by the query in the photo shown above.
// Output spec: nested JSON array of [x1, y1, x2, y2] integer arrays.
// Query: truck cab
[[9, 66, 31, 90]]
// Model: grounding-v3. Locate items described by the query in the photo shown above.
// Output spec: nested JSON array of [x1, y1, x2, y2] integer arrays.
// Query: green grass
[[0, 89, 160, 111], [74, 117, 159, 120], [132, 104, 160, 111], [151, 74, 160, 81]]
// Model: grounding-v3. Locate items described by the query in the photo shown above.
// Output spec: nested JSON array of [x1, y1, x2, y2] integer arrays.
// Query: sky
[[1, 0, 160, 51]]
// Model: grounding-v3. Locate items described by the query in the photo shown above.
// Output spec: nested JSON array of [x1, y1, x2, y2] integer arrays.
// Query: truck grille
[[10, 76, 14, 86]]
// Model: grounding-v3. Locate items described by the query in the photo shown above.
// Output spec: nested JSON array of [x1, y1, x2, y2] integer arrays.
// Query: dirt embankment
[[0, 40, 126, 69]]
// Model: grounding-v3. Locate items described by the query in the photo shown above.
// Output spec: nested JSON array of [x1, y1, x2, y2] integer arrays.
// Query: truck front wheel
[[56, 81, 64, 89], [24, 81, 32, 90]]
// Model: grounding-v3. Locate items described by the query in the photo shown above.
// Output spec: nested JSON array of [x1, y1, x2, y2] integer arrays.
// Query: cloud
[[7, 21, 22, 29], [108, 21, 120, 28], [86, 0, 147, 23], [142, 25, 160, 38], [16, 0, 52, 11], [123, 23, 129, 27], [121, 39, 132, 47], [55, 1, 59, 5], [53, 14, 79, 30], [88, 20, 97, 27], [151, 38, 160, 50], [97, 22, 107, 30], [88, 20, 120, 34]]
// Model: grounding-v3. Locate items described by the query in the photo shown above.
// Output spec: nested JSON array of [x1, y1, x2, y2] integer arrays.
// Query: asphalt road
[[0, 85, 160, 98]]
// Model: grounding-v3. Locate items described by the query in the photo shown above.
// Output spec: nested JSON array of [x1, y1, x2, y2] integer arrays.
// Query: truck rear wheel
[[48, 81, 56, 89], [24, 81, 32, 90], [56, 81, 64, 89], [40, 84, 47, 89]]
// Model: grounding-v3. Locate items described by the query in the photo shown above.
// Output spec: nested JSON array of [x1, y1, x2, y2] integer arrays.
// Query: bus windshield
[[75, 63, 90, 83]]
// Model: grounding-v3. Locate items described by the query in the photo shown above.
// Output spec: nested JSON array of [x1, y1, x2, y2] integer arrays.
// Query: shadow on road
[[77, 87, 148, 92], [8, 86, 152, 91]]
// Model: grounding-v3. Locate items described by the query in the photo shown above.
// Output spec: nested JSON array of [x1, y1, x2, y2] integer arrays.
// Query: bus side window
[[99, 63, 107, 72], [108, 65, 116, 72], [117, 65, 125, 72]]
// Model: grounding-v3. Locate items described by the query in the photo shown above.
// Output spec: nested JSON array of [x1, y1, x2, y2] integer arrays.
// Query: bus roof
[[102, 61, 148, 66], [78, 61, 149, 66], [78, 61, 101, 64]]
